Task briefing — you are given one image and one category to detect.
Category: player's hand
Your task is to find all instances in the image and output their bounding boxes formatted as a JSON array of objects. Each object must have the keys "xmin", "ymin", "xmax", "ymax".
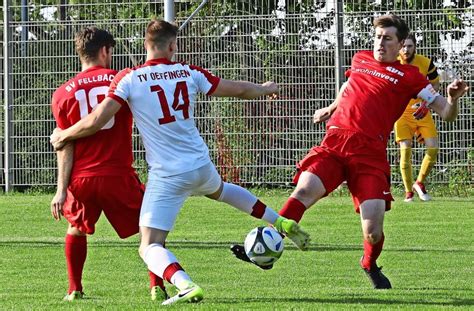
[
  {"xmin": 313, "ymin": 107, "xmax": 332, "ymax": 123},
  {"xmin": 447, "ymin": 79, "xmax": 469, "ymax": 100},
  {"xmin": 262, "ymin": 81, "xmax": 279, "ymax": 99},
  {"xmin": 51, "ymin": 190, "xmax": 66, "ymax": 221},
  {"xmin": 413, "ymin": 101, "xmax": 430, "ymax": 120},
  {"xmin": 50, "ymin": 128, "xmax": 66, "ymax": 151}
]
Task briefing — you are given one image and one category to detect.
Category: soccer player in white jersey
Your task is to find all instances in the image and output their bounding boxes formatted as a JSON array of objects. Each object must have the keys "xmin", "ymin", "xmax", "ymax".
[{"xmin": 50, "ymin": 19, "xmax": 310, "ymax": 305}]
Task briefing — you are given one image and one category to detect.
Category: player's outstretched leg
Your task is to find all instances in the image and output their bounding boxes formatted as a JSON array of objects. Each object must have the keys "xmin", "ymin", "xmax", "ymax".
[
  {"xmin": 161, "ymin": 280, "xmax": 203, "ymax": 305},
  {"xmin": 360, "ymin": 256, "xmax": 392, "ymax": 289},
  {"xmin": 273, "ymin": 216, "xmax": 310, "ymax": 250}
]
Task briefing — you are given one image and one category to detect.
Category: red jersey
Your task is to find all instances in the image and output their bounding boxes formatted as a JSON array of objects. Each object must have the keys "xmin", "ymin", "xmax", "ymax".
[
  {"xmin": 51, "ymin": 66, "xmax": 134, "ymax": 177},
  {"xmin": 327, "ymin": 50, "xmax": 429, "ymax": 143}
]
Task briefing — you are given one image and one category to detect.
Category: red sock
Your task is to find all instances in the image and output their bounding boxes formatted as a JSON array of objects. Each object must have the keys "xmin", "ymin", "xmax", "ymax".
[
  {"xmin": 278, "ymin": 197, "xmax": 306, "ymax": 222},
  {"xmin": 361, "ymin": 233, "xmax": 385, "ymax": 271},
  {"xmin": 149, "ymin": 270, "xmax": 165, "ymax": 290},
  {"xmin": 65, "ymin": 234, "xmax": 87, "ymax": 293},
  {"xmin": 250, "ymin": 200, "xmax": 266, "ymax": 218},
  {"xmin": 162, "ymin": 262, "xmax": 184, "ymax": 283}
]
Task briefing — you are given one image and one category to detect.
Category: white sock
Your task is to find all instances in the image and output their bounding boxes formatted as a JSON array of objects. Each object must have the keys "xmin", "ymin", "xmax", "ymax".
[
  {"xmin": 262, "ymin": 208, "xmax": 279, "ymax": 225},
  {"xmin": 171, "ymin": 271, "xmax": 192, "ymax": 290},
  {"xmin": 143, "ymin": 243, "xmax": 179, "ymax": 278},
  {"xmin": 217, "ymin": 182, "xmax": 279, "ymax": 224},
  {"xmin": 143, "ymin": 243, "xmax": 193, "ymax": 290}
]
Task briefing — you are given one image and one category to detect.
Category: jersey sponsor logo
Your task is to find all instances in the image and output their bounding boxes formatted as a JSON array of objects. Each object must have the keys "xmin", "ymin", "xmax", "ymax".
[
  {"xmin": 353, "ymin": 67, "xmax": 399, "ymax": 84},
  {"xmin": 383, "ymin": 191, "xmax": 391, "ymax": 195},
  {"xmin": 386, "ymin": 66, "xmax": 404, "ymax": 77}
]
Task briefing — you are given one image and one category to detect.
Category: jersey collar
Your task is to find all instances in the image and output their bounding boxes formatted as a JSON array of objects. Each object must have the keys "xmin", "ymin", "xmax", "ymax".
[
  {"xmin": 144, "ymin": 58, "xmax": 174, "ymax": 66},
  {"xmin": 82, "ymin": 65, "xmax": 106, "ymax": 73}
]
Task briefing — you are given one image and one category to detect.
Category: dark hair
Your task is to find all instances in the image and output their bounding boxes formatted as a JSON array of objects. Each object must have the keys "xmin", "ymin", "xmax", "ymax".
[
  {"xmin": 75, "ymin": 27, "xmax": 115, "ymax": 61},
  {"xmin": 145, "ymin": 19, "xmax": 178, "ymax": 49},
  {"xmin": 405, "ymin": 33, "xmax": 416, "ymax": 46},
  {"xmin": 373, "ymin": 14, "xmax": 409, "ymax": 41}
]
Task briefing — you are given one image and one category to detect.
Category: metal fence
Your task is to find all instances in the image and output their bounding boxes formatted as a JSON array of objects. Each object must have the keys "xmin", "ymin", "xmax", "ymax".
[{"xmin": 1, "ymin": 0, "xmax": 473, "ymax": 191}]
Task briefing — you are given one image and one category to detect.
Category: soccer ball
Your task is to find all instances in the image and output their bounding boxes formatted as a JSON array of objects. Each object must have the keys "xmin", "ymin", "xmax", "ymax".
[{"xmin": 244, "ymin": 226, "xmax": 284, "ymax": 267}]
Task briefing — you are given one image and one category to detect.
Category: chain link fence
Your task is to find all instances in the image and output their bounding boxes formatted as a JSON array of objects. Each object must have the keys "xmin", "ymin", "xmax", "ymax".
[{"xmin": 1, "ymin": 0, "xmax": 472, "ymax": 190}]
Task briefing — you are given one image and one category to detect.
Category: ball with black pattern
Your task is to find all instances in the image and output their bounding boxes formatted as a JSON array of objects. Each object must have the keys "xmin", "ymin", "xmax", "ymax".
[{"xmin": 244, "ymin": 226, "xmax": 284, "ymax": 267}]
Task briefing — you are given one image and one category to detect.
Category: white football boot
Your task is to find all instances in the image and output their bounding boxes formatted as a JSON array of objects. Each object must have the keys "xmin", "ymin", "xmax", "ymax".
[{"xmin": 413, "ymin": 181, "xmax": 432, "ymax": 201}]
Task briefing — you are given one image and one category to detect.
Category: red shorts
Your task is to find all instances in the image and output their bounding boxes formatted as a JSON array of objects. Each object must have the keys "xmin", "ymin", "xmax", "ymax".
[
  {"xmin": 63, "ymin": 173, "xmax": 144, "ymax": 238},
  {"xmin": 294, "ymin": 128, "xmax": 393, "ymax": 213}
]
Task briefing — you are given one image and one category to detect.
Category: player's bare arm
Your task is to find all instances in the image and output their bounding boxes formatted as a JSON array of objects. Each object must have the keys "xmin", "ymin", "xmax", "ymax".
[
  {"xmin": 313, "ymin": 81, "xmax": 348, "ymax": 123},
  {"xmin": 51, "ymin": 142, "xmax": 74, "ymax": 221},
  {"xmin": 429, "ymin": 79, "xmax": 469, "ymax": 122},
  {"xmin": 313, "ymin": 102, "xmax": 338, "ymax": 124},
  {"xmin": 211, "ymin": 79, "xmax": 279, "ymax": 99},
  {"xmin": 50, "ymin": 97, "xmax": 121, "ymax": 150}
]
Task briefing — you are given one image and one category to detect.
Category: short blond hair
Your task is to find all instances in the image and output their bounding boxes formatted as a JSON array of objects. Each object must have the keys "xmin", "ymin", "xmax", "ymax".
[{"xmin": 145, "ymin": 19, "xmax": 178, "ymax": 49}]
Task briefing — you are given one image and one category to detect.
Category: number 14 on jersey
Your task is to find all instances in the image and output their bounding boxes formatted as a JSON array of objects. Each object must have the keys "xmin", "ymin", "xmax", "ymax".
[{"xmin": 150, "ymin": 81, "xmax": 190, "ymax": 125}]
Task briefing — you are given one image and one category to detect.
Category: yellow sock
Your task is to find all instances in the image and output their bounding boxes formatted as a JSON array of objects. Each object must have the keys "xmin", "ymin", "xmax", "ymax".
[
  {"xmin": 417, "ymin": 148, "xmax": 439, "ymax": 183},
  {"xmin": 400, "ymin": 147, "xmax": 413, "ymax": 192}
]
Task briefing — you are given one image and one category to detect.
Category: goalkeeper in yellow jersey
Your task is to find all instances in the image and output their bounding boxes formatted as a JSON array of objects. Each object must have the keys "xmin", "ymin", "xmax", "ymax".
[{"xmin": 395, "ymin": 34, "xmax": 440, "ymax": 202}]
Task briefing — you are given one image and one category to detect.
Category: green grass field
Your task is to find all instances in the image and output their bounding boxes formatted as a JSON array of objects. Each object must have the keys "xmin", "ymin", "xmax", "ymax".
[{"xmin": 1, "ymin": 191, "xmax": 473, "ymax": 310}]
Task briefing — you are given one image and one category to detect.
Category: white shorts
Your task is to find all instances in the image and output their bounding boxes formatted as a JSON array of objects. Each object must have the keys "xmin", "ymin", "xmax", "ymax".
[{"xmin": 139, "ymin": 162, "xmax": 222, "ymax": 231}]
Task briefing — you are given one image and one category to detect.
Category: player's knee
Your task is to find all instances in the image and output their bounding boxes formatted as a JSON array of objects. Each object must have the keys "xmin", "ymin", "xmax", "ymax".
[
  {"xmin": 424, "ymin": 137, "xmax": 439, "ymax": 149},
  {"xmin": 293, "ymin": 175, "xmax": 325, "ymax": 206},
  {"xmin": 292, "ymin": 186, "xmax": 321, "ymax": 207},
  {"xmin": 67, "ymin": 225, "xmax": 86, "ymax": 236},
  {"xmin": 207, "ymin": 181, "xmax": 224, "ymax": 201},
  {"xmin": 293, "ymin": 186, "xmax": 311, "ymax": 200},
  {"xmin": 399, "ymin": 140, "xmax": 412, "ymax": 149},
  {"xmin": 365, "ymin": 231, "xmax": 383, "ymax": 244}
]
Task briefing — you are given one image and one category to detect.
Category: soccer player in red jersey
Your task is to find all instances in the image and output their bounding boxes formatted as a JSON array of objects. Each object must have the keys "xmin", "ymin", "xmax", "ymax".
[
  {"xmin": 231, "ymin": 14, "xmax": 468, "ymax": 289},
  {"xmin": 50, "ymin": 27, "xmax": 163, "ymax": 301}
]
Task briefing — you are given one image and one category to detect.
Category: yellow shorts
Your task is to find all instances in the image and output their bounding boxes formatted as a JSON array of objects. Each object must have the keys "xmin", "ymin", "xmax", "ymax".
[{"xmin": 394, "ymin": 111, "xmax": 437, "ymax": 143}]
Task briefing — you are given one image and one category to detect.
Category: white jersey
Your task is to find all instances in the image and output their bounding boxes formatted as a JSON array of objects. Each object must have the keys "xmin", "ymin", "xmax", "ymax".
[{"xmin": 108, "ymin": 58, "xmax": 220, "ymax": 177}]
